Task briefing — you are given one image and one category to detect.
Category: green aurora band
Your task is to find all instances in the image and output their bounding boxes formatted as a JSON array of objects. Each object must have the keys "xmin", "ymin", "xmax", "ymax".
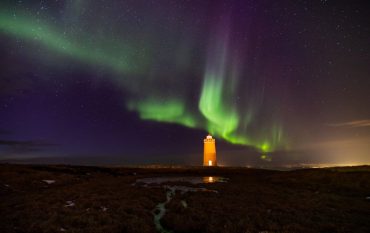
[
  {"xmin": 127, "ymin": 99, "xmax": 197, "ymax": 129},
  {"xmin": 0, "ymin": 7, "xmax": 286, "ymax": 153},
  {"xmin": 0, "ymin": 11, "xmax": 147, "ymax": 76}
]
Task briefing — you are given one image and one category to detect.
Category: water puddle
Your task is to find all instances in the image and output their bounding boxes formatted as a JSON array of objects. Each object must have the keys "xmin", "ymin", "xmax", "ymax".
[
  {"xmin": 135, "ymin": 176, "xmax": 228, "ymax": 233},
  {"xmin": 136, "ymin": 176, "xmax": 228, "ymax": 185}
]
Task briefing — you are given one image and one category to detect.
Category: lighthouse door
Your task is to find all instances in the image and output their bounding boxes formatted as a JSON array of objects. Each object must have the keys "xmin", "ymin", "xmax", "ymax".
[{"xmin": 208, "ymin": 160, "xmax": 212, "ymax": 166}]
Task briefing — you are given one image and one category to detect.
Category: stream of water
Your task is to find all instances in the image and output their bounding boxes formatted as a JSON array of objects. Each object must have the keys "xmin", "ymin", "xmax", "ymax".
[{"xmin": 135, "ymin": 176, "xmax": 228, "ymax": 233}]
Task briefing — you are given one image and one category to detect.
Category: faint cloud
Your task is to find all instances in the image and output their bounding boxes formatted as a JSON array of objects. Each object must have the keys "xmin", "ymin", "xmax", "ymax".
[
  {"xmin": 0, "ymin": 139, "xmax": 56, "ymax": 155},
  {"xmin": 328, "ymin": 120, "xmax": 370, "ymax": 128}
]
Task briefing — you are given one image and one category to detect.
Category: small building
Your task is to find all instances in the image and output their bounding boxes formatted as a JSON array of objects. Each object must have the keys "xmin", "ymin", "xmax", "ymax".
[{"xmin": 203, "ymin": 134, "xmax": 217, "ymax": 166}]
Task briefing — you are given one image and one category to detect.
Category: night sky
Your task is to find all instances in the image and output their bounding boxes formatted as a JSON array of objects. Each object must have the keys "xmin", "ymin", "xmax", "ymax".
[{"xmin": 0, "ymin": 0, "xmax": 369, "ymax": 166}]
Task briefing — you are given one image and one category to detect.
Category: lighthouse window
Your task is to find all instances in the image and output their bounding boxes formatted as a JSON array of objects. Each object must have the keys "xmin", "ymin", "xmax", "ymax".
[{"xmin": 208, "ymin": 160, "xmax": 212, "ymax": 166}]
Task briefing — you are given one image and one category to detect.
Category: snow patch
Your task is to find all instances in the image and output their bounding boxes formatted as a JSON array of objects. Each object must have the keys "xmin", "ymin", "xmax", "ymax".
[
  {"xmin": 42, "ymin": 180, "xmax": 56, "ymax": 184},
  {"xmin": 181, "ymin": 200, "xmax": 187, "ymax": 208},
  {"xmin": 65, "ymin": 201, "xmax": 75, "ymax": 207}
]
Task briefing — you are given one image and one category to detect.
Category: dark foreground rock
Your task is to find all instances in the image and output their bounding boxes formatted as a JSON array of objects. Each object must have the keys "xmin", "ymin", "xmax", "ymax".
[{"xmin": 0, "ymin": 164, "xmax": 369, "ymax": 233}]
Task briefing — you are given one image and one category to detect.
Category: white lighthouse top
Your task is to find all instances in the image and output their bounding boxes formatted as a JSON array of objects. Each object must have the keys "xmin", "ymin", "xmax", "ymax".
[{"xmin": 206, "ymin": 135, "xmax": 213, "ymax": 139}]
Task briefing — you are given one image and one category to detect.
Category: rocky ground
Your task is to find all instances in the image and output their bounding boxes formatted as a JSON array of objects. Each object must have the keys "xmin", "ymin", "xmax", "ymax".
[{"xmin": 0, "ymin": 164, "xmax": 369, "ymax": 233}]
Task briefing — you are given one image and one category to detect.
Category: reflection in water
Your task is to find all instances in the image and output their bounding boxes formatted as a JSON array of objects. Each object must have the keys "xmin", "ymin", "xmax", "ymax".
[{"xmin": 203, "ymin": 176, "xmax": 227, "ymax": 183}]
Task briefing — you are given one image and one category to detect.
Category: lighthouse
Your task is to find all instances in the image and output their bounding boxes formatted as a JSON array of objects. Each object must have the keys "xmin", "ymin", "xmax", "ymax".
[{"xmin": 203, "ymin": 134, "xmax": 217, "ymax": 166}]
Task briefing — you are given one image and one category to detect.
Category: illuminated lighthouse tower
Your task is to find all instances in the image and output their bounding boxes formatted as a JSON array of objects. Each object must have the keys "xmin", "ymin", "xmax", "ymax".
[{"xmin": 203, "ymin": 134, "xmax": 217, "ymax": 166}]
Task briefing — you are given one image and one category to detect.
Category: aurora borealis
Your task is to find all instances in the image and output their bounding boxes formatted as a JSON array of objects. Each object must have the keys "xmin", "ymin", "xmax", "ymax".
[{"xmin": 0, "ymin": 0, "xmax": 369, "ymax": 166}]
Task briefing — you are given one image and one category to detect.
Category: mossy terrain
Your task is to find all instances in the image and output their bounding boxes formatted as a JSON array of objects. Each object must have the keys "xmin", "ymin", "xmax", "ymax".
[{"xmin": 0, "ymin": 164, "xmax": 369, "ymax": 233}]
